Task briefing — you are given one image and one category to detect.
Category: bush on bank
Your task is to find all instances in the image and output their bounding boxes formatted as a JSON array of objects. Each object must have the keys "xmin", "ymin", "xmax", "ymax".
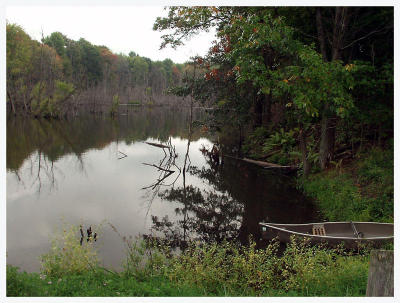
[{"xmin": 7, "ymin": 226, "xmax": 371, "ymax": 297}]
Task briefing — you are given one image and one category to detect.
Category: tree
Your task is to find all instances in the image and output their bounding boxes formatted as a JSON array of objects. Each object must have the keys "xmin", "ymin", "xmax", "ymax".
[
  {"xmin": 154, "ymin": 6, "xmax": 393, "ymax": 174},
  {"xmin": 6, "ymin": 23, "xmax": 34, "ymax": 114}
]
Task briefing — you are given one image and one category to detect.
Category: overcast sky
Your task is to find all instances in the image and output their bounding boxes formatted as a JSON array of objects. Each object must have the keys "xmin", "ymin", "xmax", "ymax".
[{"xmin": 6, "ymin": 6, "xmax": 217, "ymax": 64}]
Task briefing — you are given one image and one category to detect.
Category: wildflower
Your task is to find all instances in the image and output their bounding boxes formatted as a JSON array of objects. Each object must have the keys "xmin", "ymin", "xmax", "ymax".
[
  {"xmin": 48, "ymin": 281, "xmax": 52, "ymax": 285},
  {"xmin": 39, "ymin": 274, "xmax": 46, "ymax": 280}
]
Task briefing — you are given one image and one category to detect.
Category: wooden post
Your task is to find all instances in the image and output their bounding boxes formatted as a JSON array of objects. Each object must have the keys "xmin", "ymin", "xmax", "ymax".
[{"xmin": 366, "ymin": 250, "xmax": 394, "ymax": 297}]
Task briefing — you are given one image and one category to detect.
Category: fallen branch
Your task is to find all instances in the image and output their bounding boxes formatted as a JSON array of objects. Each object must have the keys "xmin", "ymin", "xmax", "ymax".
[
  {"xmin": 224, "ymin": 154, "xmax": 298, "ymax": 170},
  {"xmin": 145, "ymin": 142, "xmax": 170, "ymax": 149}
]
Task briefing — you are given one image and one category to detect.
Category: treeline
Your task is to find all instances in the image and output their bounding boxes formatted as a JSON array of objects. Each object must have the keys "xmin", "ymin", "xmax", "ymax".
[
  {"xmin": 6, "ymin": 23, "xmax": 191, "ymax": 118},
  {"xmin": 154, "ymin": 7, "xmax": 394, "ymax": 175}
]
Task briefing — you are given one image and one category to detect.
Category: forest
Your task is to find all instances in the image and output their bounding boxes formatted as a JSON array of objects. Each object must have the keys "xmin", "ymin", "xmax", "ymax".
[{"xmin": 6, "ymin": 23, "xmax": 191, "ymax": 117}]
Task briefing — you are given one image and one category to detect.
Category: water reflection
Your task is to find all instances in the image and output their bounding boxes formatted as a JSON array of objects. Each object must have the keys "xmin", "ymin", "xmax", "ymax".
[
  {"xmin": 7, "ymin": 107, "xmax": 319, "ymax": 272},
  {"xmin": 147, "ymin": 143, "xmax": 319, "ymax": 249}
]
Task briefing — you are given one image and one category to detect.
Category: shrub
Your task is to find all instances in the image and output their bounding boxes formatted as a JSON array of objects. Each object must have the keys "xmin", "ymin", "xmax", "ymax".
[
  {"xmin": 30, "ymin": 80, "xmax": 74, "ymax": 117},
  {"xmin": 163, "ymin": 238, "xmax": 369, "ymax": 296},
  {"xmin": 40, "ymin": 223, "xmax": 99, "ymax": 277}
]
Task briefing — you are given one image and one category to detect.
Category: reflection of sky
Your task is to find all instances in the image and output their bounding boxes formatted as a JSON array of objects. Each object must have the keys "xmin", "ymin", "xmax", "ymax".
[{"xmin": 7, "ymin": 136, "xmax": 214, "ymax": 272}]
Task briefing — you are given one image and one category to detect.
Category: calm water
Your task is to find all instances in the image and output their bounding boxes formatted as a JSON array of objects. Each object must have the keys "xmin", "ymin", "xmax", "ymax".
[{"xmin": 7, "ymin": 107, "xmax": 319, "ymax": 272}]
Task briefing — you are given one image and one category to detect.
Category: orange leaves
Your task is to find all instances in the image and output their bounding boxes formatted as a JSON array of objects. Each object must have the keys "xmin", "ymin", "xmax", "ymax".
[
  {"xmin": 210, "ymin": 68, "xmax": 219, "ymax": 77},
  {"xmin": 211, "ymin": 6, "xmax": 219, "ymax": 14},
  {"xmin": 223, "ymin": 45, "xmax": 231, "ymax": 53},
  {"xmin": 345, "ymin": 64, "xmax": 355, "ymax": 71},
  {"xmin": 100, "ymin": 47, "xmax": 117, "ymax": 65},
  {"xmin": 204, "ymin": 72, "xmax": 212, "ymax": 80},
  {"xmin": 211, "ymin": 45, "xmax": 219, "ymax": 53},
  {"xmin": 204, "ymin": 68, "xmax": 221, "ymax": 81}
]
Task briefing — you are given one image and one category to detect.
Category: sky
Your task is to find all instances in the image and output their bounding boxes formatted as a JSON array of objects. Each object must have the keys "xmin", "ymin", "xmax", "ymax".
[{"xmin": 6, "ymin": 6, "xmax": 217, "ymax": 64}]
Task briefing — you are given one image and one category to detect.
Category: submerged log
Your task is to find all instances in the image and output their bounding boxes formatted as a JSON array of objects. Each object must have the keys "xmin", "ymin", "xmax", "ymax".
[
  {"xmin": 145, "ymin": 142, "xmax": 170, "ymax": 149},
  {"xmin": 242, "ymin": 157, "xmax": 291, "ymax": 168},
  {"xmin": 224, "ymin": 155, "xmax": 297, "ymax": 170}
]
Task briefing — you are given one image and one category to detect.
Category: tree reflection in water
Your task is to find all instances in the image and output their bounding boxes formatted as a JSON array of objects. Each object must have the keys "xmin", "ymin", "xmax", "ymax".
[
  {"xmin": 143, "ymin": 132, "xmax": 245, "ymax": 250},
  {"xmin": 143, "ymin": 132, "xmax": 320, "ymax": 250}
]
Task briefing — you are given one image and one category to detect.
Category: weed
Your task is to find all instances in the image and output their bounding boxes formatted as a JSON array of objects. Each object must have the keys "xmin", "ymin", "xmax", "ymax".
[{"xmin": 40, "ymin": 223, "xmax": 99, "ymax": 277}]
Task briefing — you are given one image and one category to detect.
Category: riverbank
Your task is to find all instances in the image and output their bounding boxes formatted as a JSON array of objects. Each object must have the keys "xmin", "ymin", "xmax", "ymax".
[
  {"xmin": 299, "ymin": 146, "xmax": 393, "ymax": 223},
  {"xmin": 7, "ymin": 238, "xmax": 370, "ymax": 297}
]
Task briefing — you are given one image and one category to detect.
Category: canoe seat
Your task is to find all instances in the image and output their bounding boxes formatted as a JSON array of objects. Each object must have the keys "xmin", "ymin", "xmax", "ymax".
[{"xmin": 312, "ymin": 224, "xmax": 326, "ymax": 236}]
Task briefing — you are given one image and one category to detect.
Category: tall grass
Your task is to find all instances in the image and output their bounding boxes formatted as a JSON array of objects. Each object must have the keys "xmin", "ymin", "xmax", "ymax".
[
  {"xmin": 161, "ymin": 238, "xmax": 369, "ymax": 296},
  {"xmin": 8, "ymin": 224, "xmax": 371, "ymax": 297},
  {"xmin": 300, "ymin": 147, "xmax": 393, "ymax": 222}
]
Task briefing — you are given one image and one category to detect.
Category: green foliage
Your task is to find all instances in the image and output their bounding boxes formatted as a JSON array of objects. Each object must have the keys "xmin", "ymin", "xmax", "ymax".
[
  {"xmin": 120, "ymin": 237, "xmax": 170, "ymax": 279},
  {"xmin": 163, "ymin": 238, "xmax": 368, "ymax": 296},
  {"xmin": 7, "ymin": 266, "xmax": 203, "ymax": 297},
  {"xmin": 226, "ymin": 10, "xmax": 355, "ymax": 121},
  {"xmin": 43, "ymin": 32, "xmax": 66, "ymax": 56},
  {"xmin": 356, "ymin": 147, "xmax": 393, "ymax": 222},
  {"xmin": 128, "ymin": 100, "xmax": 141, "ymax": 105},
  {"xmin": 8, "ymin": 236, "xmax": 371, "ymax": 297},
  {"xmin": 300, "ymin": 147, "xmax": 393, "ymax": 222},
  {"xmin": 243, "ymin": 127, "xmax": 305, "ymax": 166},
  {"xmin": 242, "ymin": 127, "xmax": 268, "ymax": 158},
  {"xmin": 110, "ymin": 94, "xmax": 120, "ymax": 116},
  {"xmin": 30, "ymin": 81, "xmax": 47, "ymax": 116},
  {"xmin": 301, "ymin": 171, "xmax": 371, "ymax": 221},
  {"xmin": 30, "ymin": 81, "xmax": 74, "ymax": 118},
  {"xmin": 6, "ymin": 23, "xmax": 34, "ymax": 77},
  {"xmin": 54, "ymin": 80, "xmax": 74, "ymax": 102},
  {"xmin": 40, "ymin": 224, "xmax": 99, "ymax": 277},
  {"xmin": 263, "ymin": 128, "xmax": 300, "ymax": 165}
]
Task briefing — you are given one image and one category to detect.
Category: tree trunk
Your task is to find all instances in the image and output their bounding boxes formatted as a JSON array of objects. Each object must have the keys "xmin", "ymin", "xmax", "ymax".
[
  {"xmin": 315, "ymin": 7, "xmax": 328, "ymax": 61},
  {"xmin": 319, "ymin": 107, "xmax": 330, "ymax": 170},
  {"xmin": 7, "ymin": 90, "xmax": 16, "ymax": 115},
  {"xmin": 262, "ymin": 92, "xmax": 272, "ymax": 127},
  {"xmin": 253, "ymin": 93, "xmax": 263, "ymax": 128},
  {"xmin": 318, "ymin": 7, "xmax": 349, "ymax": 170}
]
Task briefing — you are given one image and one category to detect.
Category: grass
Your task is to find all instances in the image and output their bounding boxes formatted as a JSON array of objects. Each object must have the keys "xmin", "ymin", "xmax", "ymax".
[
  {"xmin": 300, "ymin": 147, "xmax": 393, "ymax": 222},
  {"xmin": 6, "ymin": 266, "xmax": 204, "ymax": 297},
  {"xmin": 7, "ymin": 224, "xmax": 372, "ymax": 297}
]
